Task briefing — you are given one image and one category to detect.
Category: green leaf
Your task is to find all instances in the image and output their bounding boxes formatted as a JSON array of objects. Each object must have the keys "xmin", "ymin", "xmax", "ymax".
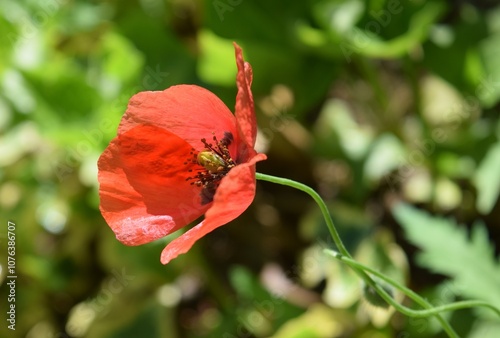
[
  {"xmin": 363, "ymin": 133, "xmax": 405, "ymax": 182},
  {"xmin": 423, "ymin": 13, "xmax": 488, "ymax": 93},
  {"xmin": 313, "ymin": 98, "xmax": 374, "ymax": 160},
  {"xmin": 229, "ymin": 265, "xmax": 304, "ymax": 336},
  {"xmin": 197, "ymin": 30, "xmax": 236, "ymax": 86},
  {"xmin": 478, "ymin": 33, "xmax": 500, "ymax": 107},
  {"xmin": 469, "ymin": 320, "xmax": 500, "ymax": 338},
  {"xmin": 206, "ymin": 0, "xmax": 308, "ymax": 45},
  {"xmin": 349, "ymin": 1, "xmax": 447, "ymax": 58},
  {"xmin": 473, "ymin": 141, "xmax": 500, "ymax": 214},
  {"xmin": 393, "ymin": 203, "xmax": 500, "ymax": 316},
  {"xmin": 99, "ymin": 31, "xmax": 144, "ymax": 87},
  {"xmin": 312, "ymin": 0, "xmax": 365, "ymax": 37},
  {"xmin": 269, "ymin": 304, "xmax": 343, "ymax": 338},
  {"xmin": 302, "ymin": 1, "xmax": 447, "ymax": 60}
]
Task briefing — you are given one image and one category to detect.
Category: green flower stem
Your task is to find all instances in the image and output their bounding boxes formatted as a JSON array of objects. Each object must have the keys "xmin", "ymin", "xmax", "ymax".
[
  {"xmin": 325, "ymin": 249, "xmax": 500, "ymax": 319},
  {"xmin": 255, "ymin": 172, "xmax": 459, "ymax": 337},
  {"xmin": 255, "ymin": 173, "xmax": 351, "ymax": 258}
]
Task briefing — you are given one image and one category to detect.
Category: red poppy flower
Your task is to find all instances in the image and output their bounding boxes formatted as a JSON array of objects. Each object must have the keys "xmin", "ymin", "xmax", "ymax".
[{"xmin": 98, "ymin": 43, "xmax": 266, "ymax": 264}]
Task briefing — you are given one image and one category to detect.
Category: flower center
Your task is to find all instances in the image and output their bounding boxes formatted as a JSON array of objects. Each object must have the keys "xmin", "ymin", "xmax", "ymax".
[
  {"xmin": 197, "ymin": 151, "xmax": 226, "ymax": 174},
  {"xmin": 186, "ymin": 132, "xmax": 235, "ymax": 205}
]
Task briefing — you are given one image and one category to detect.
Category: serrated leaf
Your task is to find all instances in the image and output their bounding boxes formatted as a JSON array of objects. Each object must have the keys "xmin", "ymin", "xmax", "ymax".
[{"xmin": 392, "ymin": 203, "xmax": 500, "ymax": 315}]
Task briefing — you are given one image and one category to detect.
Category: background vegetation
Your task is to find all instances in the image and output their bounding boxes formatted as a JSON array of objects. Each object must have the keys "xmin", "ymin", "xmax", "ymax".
[{"xmin": 1, "ymin": 0, "xmax": 500, "ymax": 337}]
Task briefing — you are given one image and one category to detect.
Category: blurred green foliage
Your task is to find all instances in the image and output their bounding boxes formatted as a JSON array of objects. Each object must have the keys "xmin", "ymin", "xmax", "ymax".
[{"xmin": 1, "ymin": 0, "xmax": 500, "ymax": 337}]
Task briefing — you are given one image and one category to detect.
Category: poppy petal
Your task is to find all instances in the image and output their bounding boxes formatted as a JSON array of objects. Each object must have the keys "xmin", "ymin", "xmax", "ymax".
[
  {"xmin": 160, "ymin": 152, "xmax": 267, "ymax": 264},
  {"xmin": 234, "ymin": 42, "xmax": 257, "ymax": 150},
  {"xmin": 118, "ymin": 85, "xmax": 240, "ymax": 155},
  {"xmin": 98, "ymin": 124, "xmax": 209, "ymax": 245}
]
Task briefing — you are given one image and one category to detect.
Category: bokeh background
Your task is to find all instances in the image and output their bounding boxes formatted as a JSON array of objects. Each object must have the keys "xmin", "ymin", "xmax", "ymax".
[{"xmin": 1, "ymin": 0, "xmax": 500, "ymax": 337}]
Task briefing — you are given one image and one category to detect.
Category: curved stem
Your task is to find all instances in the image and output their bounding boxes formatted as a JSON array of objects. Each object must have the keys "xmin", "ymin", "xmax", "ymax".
[
  {"xmin": 255, "ymin": 173, "xmax": 350, "ymax": 257},
  {"xmin": 325, "ymin": 249, "xmax": 500, "ymax": 318},
  {"xmin": 256, "ymin": 172, "xmax": 459, "ymax": 338}
]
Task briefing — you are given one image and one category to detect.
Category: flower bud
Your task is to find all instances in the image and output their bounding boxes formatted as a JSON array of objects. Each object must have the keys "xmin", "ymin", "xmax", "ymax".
[{"xmin": 363, "ymin": 279, "xmax": 394, "ymax": 309}]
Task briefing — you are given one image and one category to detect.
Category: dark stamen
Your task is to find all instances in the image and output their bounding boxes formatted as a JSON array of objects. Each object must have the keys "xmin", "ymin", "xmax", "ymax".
[{"xmin": 185, "ymin": 131, "xmax": 235, "ymax": 205}]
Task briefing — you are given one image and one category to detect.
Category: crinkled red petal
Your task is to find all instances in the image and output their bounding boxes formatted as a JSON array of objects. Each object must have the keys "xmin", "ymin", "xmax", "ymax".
[
  {"xmin": 118, "ymin": 85, "xmax": 240, "ymax": 158},
  {"xmin": 98, "ymin": 124, "xmax": 209, "ymax": 246},
  {"xmin": 160, "ymin": 153, "xmax": 267, "ymax": 264},
  {"xmin": 234, "ymin": 42, "xmax": 257, "ymax": 154}
]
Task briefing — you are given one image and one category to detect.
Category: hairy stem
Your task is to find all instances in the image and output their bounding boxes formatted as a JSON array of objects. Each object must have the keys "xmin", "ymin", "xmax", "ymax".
[{"xmin": 256, "ymin": 172, "xmax": 462, "ymax": 337}]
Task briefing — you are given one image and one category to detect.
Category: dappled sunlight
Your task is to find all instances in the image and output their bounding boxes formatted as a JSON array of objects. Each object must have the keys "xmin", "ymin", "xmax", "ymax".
[{"xmin": 1, "ymin": 0, "xmax": 500, "ymax": 337}]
